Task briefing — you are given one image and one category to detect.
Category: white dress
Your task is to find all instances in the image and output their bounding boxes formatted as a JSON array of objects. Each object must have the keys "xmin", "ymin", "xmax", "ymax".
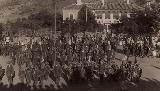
[
  {"xmin": 6, "ymin": 37, "xmax": 10, "ymax": 43},
  {"xmin": 152, "ymin": 50, "xmax": 157, "ymax": 57}
]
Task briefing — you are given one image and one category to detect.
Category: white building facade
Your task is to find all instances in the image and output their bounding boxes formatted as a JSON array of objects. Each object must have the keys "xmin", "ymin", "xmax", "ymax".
[{"xmin": 62, "ymin": 0, "xmax": 142, "ymax": 30}]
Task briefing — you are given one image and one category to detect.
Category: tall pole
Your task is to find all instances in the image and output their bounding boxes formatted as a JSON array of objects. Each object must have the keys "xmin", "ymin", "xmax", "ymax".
[
  {"xmin": 86, "ymin": 7, "xmax": 87, "ymax": 23},
  {"xmin": 54, "ymin": 0, "xmax": 57, "ymax": 66},
  {"xmin": 84, "ymin": 6, "xmax": 87, "ymax": 34}
]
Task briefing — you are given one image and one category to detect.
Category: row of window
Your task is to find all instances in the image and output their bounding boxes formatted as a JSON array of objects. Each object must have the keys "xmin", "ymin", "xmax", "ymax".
[
  {"xmin": 96, "ymin": 13, "xmax": 129, "ymax": 19},
  {"xmin": 68, "ymin": 13, "xmax": 130, "ymax": 20},
  {"xmin": 70, "ymin": 14, "xmax": 73, "ymax": 19}
]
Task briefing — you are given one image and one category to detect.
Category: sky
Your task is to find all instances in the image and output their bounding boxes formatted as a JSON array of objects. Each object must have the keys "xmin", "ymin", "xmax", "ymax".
[
  {"xmin": 0, "ymin": 0, "xmax": 7, "ymax": 4},
  {"xmin": 0, "ymin": 0, "xmax": 10, "ymax": 7}
]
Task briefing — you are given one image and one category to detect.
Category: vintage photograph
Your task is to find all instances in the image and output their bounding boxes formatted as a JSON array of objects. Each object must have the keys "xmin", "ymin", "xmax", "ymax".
[{"xmin": 0, "ymin": 0, "xmax": 159, "ymax": 91}]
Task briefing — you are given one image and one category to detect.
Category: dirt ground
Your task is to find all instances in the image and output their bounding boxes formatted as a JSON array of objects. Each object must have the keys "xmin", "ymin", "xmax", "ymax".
[{"xmin": 0, "ymin": 53, "xmax": 160, "ymax": 91}]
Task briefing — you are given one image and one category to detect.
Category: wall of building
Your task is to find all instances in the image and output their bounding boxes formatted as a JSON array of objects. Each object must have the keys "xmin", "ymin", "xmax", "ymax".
[
  {"xmin": 94, "ymin": 12, "xmax": 130, "ymax": 24},
  {"xmin": 63, "ymin": 8, "xmax": 131, "ymax": 24},
  {"xmin": 62, "ymin": 9, "xmax": 80, "ymax": 20}
]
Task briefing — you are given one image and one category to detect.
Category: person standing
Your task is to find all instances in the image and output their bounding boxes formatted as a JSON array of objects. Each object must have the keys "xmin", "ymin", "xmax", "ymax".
[
  {"xmin": 32, "ymin": 66, "xmax": 39, "ymax": 87},
  {"xmin": 54, "ymin": 63, "xmax": 62, "ymax": 86},
  {"xmin": 0, "ymin": 64, "xmax": 5, "ymax": 82},
  {"xmin": 99, "ymin": 60, "xmax": 105, "ymax": 84},
  {"xmin": 25, "ymin": 68, "xmax": 32, "ymax": 87},
  {"xmin": 18, "ymin": 66, "xmax": 25, "ymax": 84},
  {"xmin": 6, "ymin": 62, "xmax": 15, "ymax": 87}
]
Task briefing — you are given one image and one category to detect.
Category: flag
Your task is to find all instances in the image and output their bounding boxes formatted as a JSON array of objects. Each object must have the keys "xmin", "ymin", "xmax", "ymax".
[
  {"xmin": 69, "ymin": 38, "xmax": 71, "ymax": 45},
  {"xmin": 88, "ymin": 56, "xmax": 91, "ymax": 62},
  {"xmin": 102, "ymin": 34, "xmax": 105, "ymax": 41},
  {"xmin": 39, "ymin": 41, "xmax": 42, "ymax": 45},
  {"xmin": 31, "ymin": 40, "xmax": 33, "ymax": 49},
  {"xmin": 6, "ymin": 37, "xmax": 10, "ymax": 43},
  {"xmin": 152, "ymin": 50, "xmax": 157, "ymax": 57},
  {"xmin": 41, "ymin": 56, "xmax": 45, "ymax": 62}
]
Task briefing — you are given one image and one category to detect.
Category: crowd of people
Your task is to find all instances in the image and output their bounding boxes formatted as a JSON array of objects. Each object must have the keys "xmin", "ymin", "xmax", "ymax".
[{"xmin": 0, "ymin": 32, "xmax": 145, "ymax": 89}]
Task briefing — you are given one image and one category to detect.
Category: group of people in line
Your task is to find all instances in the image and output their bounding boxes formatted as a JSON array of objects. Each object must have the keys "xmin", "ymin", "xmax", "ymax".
[{"xmin": 0, "ymin": 32, "xmax": 146, "ymax": 89}]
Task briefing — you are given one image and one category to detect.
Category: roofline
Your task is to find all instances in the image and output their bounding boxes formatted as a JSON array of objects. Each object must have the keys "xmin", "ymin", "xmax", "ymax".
[
  {"xmin": 63, "ymin": 2, "xmax": 144, "ymax": 12},
  {"xmin": 62, "ymin": 3, "xmax": 77, "ymax": 10}
]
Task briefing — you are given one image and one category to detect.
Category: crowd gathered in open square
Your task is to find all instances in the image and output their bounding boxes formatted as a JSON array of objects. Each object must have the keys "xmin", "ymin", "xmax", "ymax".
[{"xmin": 2, "ymin": 30, "xmax": 160, "ymax": 90}]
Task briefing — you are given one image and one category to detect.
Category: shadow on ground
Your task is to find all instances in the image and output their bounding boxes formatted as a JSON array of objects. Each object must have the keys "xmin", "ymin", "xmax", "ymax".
[
  {"xmin": 152, "ymin": 65, "xmax": 160, "ymax": 70},
  {"xmin": 0, "ymin": 78, "xmax": 160, "ymax": 91}
]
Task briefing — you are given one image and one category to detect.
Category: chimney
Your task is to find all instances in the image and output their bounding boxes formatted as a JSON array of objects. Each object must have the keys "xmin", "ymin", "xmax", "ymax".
[
  {"xmin": 127, "ymin": 0, "xmax": 130, "ymax": 4},
  {"xmin": 77, "ymin": 0, "xmax": 82, "ymax": 5},
  {"xmin": 102, "ymin": 0, "xmax": 105, "ymax": 6}
]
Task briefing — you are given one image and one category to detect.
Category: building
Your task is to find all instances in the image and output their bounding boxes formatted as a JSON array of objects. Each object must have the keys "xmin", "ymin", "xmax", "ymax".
[
  {"xmin": 62, "ymin": 0, "xmax": 142, "ymax": 30},
  {"xmin": 145, "ymin": 0, "xmax": 156, "ymax": 6}
]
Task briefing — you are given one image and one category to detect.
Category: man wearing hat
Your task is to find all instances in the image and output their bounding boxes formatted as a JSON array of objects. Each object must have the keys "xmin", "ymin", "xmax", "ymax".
[
  {"xmin": 6, "ymin": 62, "xmax": 15, "ymax": 87},
  {"xmin": 0, "ymin": 64, "xmax": 5, "ymax": 82},
  {"xmin": 25, "ymin": 67, "xmax": 32, "ymax": 87}
]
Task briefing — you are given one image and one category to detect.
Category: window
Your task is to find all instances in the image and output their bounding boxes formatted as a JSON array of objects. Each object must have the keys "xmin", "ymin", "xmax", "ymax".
[
  {"xmin": 105, "ymin": 13, "xmax": 110, "ymax": 19},
  {"xmin": 110, "ymin": 13, "xmax": 113, "ymax": 19},
  {"xmin": 96, "ymin": 14, "xmax": 102, "ymax": 19},
  {"xmin": 108, "ymin": 25, "xmax": 112, "ymax": 31},
  {"xmin": 118, "ymin": 13, "xmax": 122, "ymax": 19},
  {"xmin": 147, "ymin": 1, "xmax": 151, "ymax": 6},
  {"xmin": 114, "ymin": 13, "xmax": 119, "ymax": 19},
  {"xmin": 126, "ymin": 13, "xmax": 130, "ymax": 18},
  {"xmin": 121, "ymin": 13, "xmax": 127, "ymax": 18},
  {"xmin": 69, "ymin": 14, "xmax": 73, "ymax": 19}
]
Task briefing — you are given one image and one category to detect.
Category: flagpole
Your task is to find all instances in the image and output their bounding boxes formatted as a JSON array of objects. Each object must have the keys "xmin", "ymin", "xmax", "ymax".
[
  {"xmin": 54, "ymin": 0, "xmax": 57, "ymax": 66},
  {"xmin": 86, "ymin": 6, "xmax": 87, "ymax": 22},
  {"xmin": 84, "ymin": 6, "xmax": 87, "ymax": 35}
]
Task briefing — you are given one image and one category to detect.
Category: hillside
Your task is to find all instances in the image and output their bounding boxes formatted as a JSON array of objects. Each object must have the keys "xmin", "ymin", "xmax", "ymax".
[{"xmin": 0, "ymin": 0, "xmax": 76, "ymax": 23}]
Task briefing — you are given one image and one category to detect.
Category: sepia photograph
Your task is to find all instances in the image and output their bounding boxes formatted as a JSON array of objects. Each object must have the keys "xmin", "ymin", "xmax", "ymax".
[{"xmin": 0, "ymin": 0, "xmax": 159, "ymax": 91}]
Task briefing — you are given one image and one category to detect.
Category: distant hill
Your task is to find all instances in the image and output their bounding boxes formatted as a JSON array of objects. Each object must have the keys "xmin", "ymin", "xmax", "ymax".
[{"xmin": 0, "ymin": 0, "xmax": 76, "ymax": 23}]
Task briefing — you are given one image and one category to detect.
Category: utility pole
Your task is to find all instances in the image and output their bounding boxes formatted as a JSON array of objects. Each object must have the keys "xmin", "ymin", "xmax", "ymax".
[
  {"xmin": 54, "ymin": 1, "xmax": 57, "ymax": 67},
  {"xmin": 53, "ymin": 0, "xmax": 57, "ymax": 67},
  {"xmin": 86, "ymin": 6, "xmax": 88, "ymax": 23},
  {"xmin": 84, "ymin": 6, "xmax": 88, "ymax": 34}
]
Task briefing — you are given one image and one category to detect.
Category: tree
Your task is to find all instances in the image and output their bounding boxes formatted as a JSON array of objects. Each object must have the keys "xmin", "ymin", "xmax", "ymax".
[
  {"xmin": 111, "ymin": 6, "xmax": 160, "ymax": 37},
  {"xmin": 61, "ymin": 18, "xmax": 78, "ymax": 36},
  {"xmin": 10, "ymin": 10, "xmax": 63, "ymax": 32},
  {"xmin": 0, "ymin": 23, "xmax": 4, "ymax": 40},
  {"xmin": 28, "ymin": 10, "xmax": 63, "ymax": 30},
  {"xmin": 77, "ymin": 5, "xmax": 98, "ymax": 32}
]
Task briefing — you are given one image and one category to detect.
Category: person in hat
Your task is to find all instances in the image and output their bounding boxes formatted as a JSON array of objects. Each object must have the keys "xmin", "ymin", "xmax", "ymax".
[
  {"xmin": 32, "ymin": 66, "xmax": 39, "ymax": 87},
  {"xmin": 25, "ymin": 68, "xmax": 32, "ymax": 87},
  {"xmin": 6, "ymin": 62, "xmax": 15, "ymax": 87},
  {"xmin": 99, "ymin": 60, "xmax": 105, "ymax": 84},
  {"xmin": 133, "ymin": 63, "xmax": 142, "ymax": 82},
  {"xmin": 18, "ymin": 66, "xmax": 25, "ymax": 83},
  {"xmin": 0, "ymin": 64, "xmax": 5, "ymax": 82},
  {"xmin": 85, "ymin": 64, "xmax": 93, "ymax": 82},
  {"xmin": 54, "ymin": 63, "xmax": 63, "ymax": 86}
]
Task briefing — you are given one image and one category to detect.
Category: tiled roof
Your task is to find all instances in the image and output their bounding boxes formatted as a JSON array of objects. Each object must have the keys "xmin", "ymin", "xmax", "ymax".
[
  {"xmin": 63, "ymin": 4, "xmax": 83, "ymax": 10},
  {"xmin": 64, "ymin": 3, "xmax": 142, "ymax": 13},
  {"xmin": 81, "ymin": 0, "xmax": 99, "ymax": 3},
  {"xmin": 146, "ymin": 0, "xmax": 153, "ymax": 1},
  {"xmin": 82, "ymin": 0, "xmax": 135, "ymax": 4},
  {"xmin": 63, "ymin": 0, "xmax": 143, "ymax": 12}
]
